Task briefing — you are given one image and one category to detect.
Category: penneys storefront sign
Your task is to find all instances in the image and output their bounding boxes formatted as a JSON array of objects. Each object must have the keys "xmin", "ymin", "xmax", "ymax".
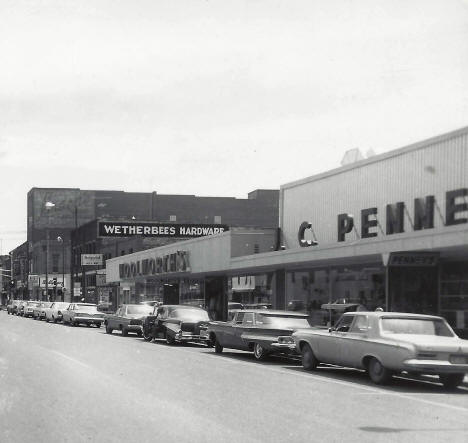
[
  {"xmin": 119, "ymin": 251, "xmax": 190, "ymax": 279},
  {"xmin": 298, "ymin": 188, "xmax": 468, "ymax": 246}
]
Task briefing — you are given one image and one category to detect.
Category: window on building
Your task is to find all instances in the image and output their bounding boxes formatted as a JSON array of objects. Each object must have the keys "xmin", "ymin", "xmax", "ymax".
[
  {"xmin": 169, "ymin": 215, "xmax": 177, "ymax": 222},
  {"xmin": 52, "ymin": 254, "xmax": 59, "ymax": 273},
  {"xmin": 214, "ymin": 215, "xmax": 221, "ymax": 224}
]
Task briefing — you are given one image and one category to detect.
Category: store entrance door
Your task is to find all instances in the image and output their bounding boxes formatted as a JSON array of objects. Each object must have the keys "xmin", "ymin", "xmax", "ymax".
[
  {"xmin": 205, "ymin": 277, "xmax": 228, "ymax": 321},
  {"xmin": 389, "ymin": 267, "xmax": 438, "ymax": 315},
  {"xmin": 163, "ymin": 283, "xmax": 179, "ymax": 305}
]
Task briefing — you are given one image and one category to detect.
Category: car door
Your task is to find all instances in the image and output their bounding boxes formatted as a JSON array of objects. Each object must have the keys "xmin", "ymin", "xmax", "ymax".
[
  {"xmin": 63, "ymin": 304, "xmax": 73, "ymax": 322},
  {"xmin": 234, "ymin": 312, "xmax": 256, "ymax": 350},
  {"xmin": 338, "ymin": 315, "xmax": 370, "ymax": 368},
  {"xmin": 108, "ymin": 307, "xmax": 121, "ymax": 329},
  {"xmin": 153, "ymin": 307, "xmax": 167, "ymax": 338},
  {"xmin": 120, "ymin": 306, "xmax": 130, "ymax": 329},
  {"xmin": 215, "ymin": 312, "xmax": 241, "ymax": 348},
  {"xmin": 316, "ymin": 315, "xmax": 356, "ymax": 364}
]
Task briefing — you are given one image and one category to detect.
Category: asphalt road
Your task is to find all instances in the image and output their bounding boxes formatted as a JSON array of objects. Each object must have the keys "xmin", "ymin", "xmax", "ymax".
[{"xmin": 1, "ymin": 311, "xmax": 467, "ymax": 443}]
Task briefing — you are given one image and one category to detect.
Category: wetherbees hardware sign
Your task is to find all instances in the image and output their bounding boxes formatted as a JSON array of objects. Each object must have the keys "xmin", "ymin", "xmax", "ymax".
[{"xmin": 98, "ymin": 221, "xmax": 229, "ymax": 238}]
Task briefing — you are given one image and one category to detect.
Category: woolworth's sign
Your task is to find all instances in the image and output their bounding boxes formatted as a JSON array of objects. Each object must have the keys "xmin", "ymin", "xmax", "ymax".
[
  {"xmin": 119, "ymin": 250, "xmax": 190, "ymax": 279},
  {"xmin": 98, "ymin": 221, "xmax": 229, "ymax": 238}
]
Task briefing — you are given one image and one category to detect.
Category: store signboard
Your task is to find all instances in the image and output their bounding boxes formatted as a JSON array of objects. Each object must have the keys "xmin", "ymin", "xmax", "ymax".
[
  {"xmin": 28, "ymin": 274, "xmax": 40, "ymax": 286},
  {"xmin": 81, "ymin": 254, "xmax": 103, "ymax": 266},
  {"xmin": 98, "ymin": 221, "xmax": 229, "ymax": 238},
  {"xmin": 388, "ymin": 252, "xmax": 439, "ymax": 267},
  {"xmin": 119, "ymin": 250, "xmax": 190, "ymax": 279}
]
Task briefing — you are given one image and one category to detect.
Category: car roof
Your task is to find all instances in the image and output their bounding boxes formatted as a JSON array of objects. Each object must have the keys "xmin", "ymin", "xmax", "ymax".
[
  {"xmin": 237, "ymin": 310, "xmax": 309, "ymax": 317},
  {"xmin": 162, "ymin": 305, "xmax": 205, "ymax": 310},
  {"xmin": 342, "ymin": 311, "xmax": 444, "ymax": 320}
]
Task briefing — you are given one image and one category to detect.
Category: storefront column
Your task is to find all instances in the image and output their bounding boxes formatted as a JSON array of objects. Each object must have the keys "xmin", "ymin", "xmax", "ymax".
[
  {"xmin": 274, "ymin": 269, "xmax": 286, "ymax": 310},
  {"xmin": 205, "ymin": 276, "xmax": 228, "ymax": 321}
]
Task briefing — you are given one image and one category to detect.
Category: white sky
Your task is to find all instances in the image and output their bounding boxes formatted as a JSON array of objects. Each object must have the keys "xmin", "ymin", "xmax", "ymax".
[{"xmin": 1, "ymin": 0, "xmax": 468, "ymax": 253}]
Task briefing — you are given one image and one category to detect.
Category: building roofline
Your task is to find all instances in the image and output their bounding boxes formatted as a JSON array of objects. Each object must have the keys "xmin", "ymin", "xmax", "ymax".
[{"xmin": 281, "ymin": 125, "xmax": 468, "ymax": 191}]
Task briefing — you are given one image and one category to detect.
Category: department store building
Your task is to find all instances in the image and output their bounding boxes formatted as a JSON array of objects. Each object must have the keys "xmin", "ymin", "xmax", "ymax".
[{"xmin": 106, "ymin": 126, "xmax": 468, "ymax": 336}]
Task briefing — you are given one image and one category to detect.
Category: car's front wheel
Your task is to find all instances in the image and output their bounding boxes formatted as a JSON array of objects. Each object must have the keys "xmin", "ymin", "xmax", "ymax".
[
  {"xmin": 253, "ymin": 343, "xmax": 268, "ymax": 361},
  {"xmin": 214, "ymin": 337, "xmax": 223, "ymax": 354},
  {"xmin": 142, "ymin": 328, "xmax": 153, "ymax": 341},
  {"xmin": 166, "ymin": 333, "xmax": 176, "ymax": 345},
  {"xmin": 368, "ymin": 358, "xmax": 392, "ymax": 385},
  {"xmin": 439, "ymin": 373, "xmax": 465, "ymax": 390},
  {"xmin": 301, "ymin": 343, "xmax": 319, "ymax": 370}
]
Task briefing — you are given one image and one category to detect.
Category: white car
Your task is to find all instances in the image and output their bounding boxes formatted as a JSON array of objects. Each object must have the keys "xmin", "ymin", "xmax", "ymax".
[
  {"xmin": 45, "ymin": 302, "xmax": 70, "ymax": 323},
  {"xmin": 62, "ymin": 303, "xmax": 105, "ymax": 327},
  {"xmin": 292, "ymin": 312, "xmax": 468, "ymax": 389}
]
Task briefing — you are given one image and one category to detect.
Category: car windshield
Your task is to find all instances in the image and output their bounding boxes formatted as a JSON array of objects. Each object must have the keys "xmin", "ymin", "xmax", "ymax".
[
  {"xmin": 257, "ymin": 315, "xmax": 311, "ymax": 329},
  {"xmin": 126, "ymin": 306, "xmax": 152, "ymax": 315},
  {"xmin": 54, "ymin": 303, "xmax": 69, "ymax": 309},
  {"xmin": 75, "ymin": 305, "xmax": 98, "ymax": 313},
  {"xmin": 381, "ymin": 318, "xmax": 454, "ymax": 337},
  {"xmin": 29, "ymin": 302, "xmax": 41, "ymax": 307},
  {"xmin": 168, "ymin": 309, "xmax": 209, "ymax": 321}
]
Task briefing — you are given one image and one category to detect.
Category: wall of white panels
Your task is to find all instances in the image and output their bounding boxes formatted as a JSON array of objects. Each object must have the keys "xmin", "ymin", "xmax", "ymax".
[{"xmin": 280, "ymin": 129, "xmax": 468, "ymax": 249}]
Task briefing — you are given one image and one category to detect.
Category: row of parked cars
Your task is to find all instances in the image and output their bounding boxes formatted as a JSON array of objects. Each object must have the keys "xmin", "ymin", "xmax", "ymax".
[
  {"xmin": 6, "ymin": 299, "xmax": 468, "ymax": 390},
  {"xmin": 7, "ymin": 299, "xmax": 105, "ymax": 326}
]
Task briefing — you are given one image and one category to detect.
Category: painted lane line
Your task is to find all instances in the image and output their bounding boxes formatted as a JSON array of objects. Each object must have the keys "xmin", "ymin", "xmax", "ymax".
[{"xmin": 48, "ymin": 350, "xmax": 93, "ymax": 370}]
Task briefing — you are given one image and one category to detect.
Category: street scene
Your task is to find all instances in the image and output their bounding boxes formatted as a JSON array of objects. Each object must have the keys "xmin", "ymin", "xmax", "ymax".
[
  {"xmin": 1, "ymin": 310, "xmax": 468, "ymax": 443},
  {"xmin": 1, "ymin": 1, "xmax": 468, "ymax": 442}
]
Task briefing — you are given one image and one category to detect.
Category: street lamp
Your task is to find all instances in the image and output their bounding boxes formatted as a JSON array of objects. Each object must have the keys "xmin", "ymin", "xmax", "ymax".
[
  {"xmin": 45, "ymin": 201, "xmax": 55, "ymax": 301},
  {"xmin": 57, "ymin": 236, "xmax": 65, "ymax": 301}
]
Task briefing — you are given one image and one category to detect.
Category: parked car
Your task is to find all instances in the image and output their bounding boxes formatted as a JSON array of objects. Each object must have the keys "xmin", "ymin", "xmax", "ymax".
[
  {"xmin": 244, "ymin": 303, "xmax": 272, "ymax": 310},
  {"xmin": 140, "ymin": 300, "xmax": 162, "ymax": 307},
  {"xmin": 142, "ymin": 305, "xmax": 210, "ymax": 345},
  {"xmin": 292, "ymin": 311, "xmax": 468, "ymax": 389},
  {"xmin": 62, "ymin": 303, "xmax": 105, "ymax": 327},
  {"xmin": 321, "ymin": 298, "xmax": 367, "ymax": 325},
  {"xmin": 203, "ymin": 310, "xmax": 315, "ymax": 360},
  {"xmin": 45, "ymin": 302, "xmax": 70, "ymax": 323},
  {"xmin": 7, "ymin": 299, "xmax": 21, "ymax": 315},
  {"xmin": 17, "ymin": 300, "xmax": 29, "ymax": 316},
  {"xmin": 23, "ymin": 301, "xmax": 42, "ymax": 318},
  {"xmin": 33, "ymin": 302, "xmax": 53, "ymax": 320},
  {"xmin": 228, "ymin": 302, "xmax": 244, "ymax": 320},
  {"xmin": 104, "ymin": 304, "xmax": 153, "ymax": 336}
]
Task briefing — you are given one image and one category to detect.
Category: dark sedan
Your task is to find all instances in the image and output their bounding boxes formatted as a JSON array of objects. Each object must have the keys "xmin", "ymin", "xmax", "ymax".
[
  {"xmin": 104, "ymin": 304, "xmax": 153, "ymax": 336},
  {"xmin": 203, "ymin": 310, "xmax": 315, "ymax": 360},
  {"xmin": 142, "ymin": 305, "xmax": 210, "ymax": 345}
]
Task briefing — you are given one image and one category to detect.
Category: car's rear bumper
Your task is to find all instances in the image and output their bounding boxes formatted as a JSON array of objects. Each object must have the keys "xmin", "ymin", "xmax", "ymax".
[
  {"xmin": 126, "ymin": 325, "xmax": 143, "ymax": 332},
  {"xmin": 403, "ymin": 359, "xmax": 468, "ymax": 374}
]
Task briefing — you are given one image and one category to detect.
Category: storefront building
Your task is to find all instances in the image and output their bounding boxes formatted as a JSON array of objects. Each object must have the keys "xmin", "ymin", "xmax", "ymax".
[
  {"xmin": 231, "ymin": 126, "xmax": 468, "ymax": 335},
  {"xmin": 106, "ymin": 126, "xmax": 468, "ymax": 336},
  {"xmin": 105, "ymin": 228, "xmax": 278, "ymax": 319}
]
